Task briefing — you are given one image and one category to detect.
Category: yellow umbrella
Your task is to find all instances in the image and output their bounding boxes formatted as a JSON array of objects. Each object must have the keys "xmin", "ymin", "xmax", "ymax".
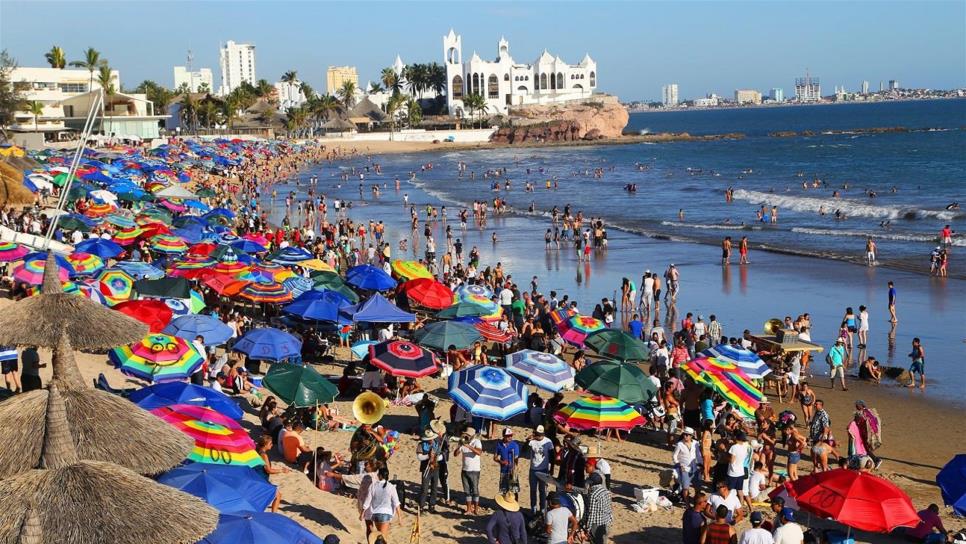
[
  {"xmin": 298, "ymin": 258, "xmax": 335, "ymax": 273},
  {"xmin": 391, "ymin": 259, "xmax": 432, "ymax": 280}
]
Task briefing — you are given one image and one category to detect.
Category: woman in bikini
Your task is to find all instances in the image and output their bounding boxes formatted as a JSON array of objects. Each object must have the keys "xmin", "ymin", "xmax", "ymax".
[{"xmin": 798, "ymin": 381, "xmax": 815, "ymax": 424}]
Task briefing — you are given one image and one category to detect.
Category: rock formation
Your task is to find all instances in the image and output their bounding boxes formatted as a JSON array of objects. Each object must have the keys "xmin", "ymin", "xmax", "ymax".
[{"xmin": 490, "ymin": 96, "xmax": 629, "ymax": 144}]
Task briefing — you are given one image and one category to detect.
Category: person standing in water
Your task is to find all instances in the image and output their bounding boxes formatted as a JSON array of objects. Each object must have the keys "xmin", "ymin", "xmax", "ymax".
[
  {"xmin": 721, "ymin": 237, "xmax": 732, "ymax": 265},
  {"xmin": 739, "ymin": 236, "xmax": 749, "ymax": 265}
]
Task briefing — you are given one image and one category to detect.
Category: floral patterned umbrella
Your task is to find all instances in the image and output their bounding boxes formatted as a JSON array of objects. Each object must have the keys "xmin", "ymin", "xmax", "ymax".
[
  {"xmin": 556, "ymin": 315, "xmax": 605, "ymax": 347},
  {"xmin": 109, "ymin": 333, "xmax": 205, "ymax": 383}
]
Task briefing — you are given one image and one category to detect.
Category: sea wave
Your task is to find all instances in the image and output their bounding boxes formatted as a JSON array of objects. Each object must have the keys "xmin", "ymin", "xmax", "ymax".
[
  {"xmin": 732, "ymin": 189, "xmax": 959, "ymax": 221},
  {"xmin": 660, "ymin": 221, "xmax": 763, "ymax": 231},
  {"xmin": 791, "ymin": 227, "xmax": 966, "ymax": 247}
]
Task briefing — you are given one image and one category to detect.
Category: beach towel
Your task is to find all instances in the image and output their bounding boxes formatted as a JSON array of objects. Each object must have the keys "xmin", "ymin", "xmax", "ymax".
[{"xmin": 858, "ymin": 407, "xmax": 882, "ymax": 451}]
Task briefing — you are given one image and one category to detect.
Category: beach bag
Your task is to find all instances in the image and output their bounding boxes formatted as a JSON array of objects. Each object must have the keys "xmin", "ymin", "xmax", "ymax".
[{"xmin": 825, "ymin": 352, "xmax": 834, "ymax": 366}]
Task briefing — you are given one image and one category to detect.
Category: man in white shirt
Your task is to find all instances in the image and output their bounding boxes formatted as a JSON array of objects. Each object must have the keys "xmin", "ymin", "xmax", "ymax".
[
  {"xmin": 526, "ymin": 425, "xmax": 554, "ymax": 513},
  {"xmin": 640, "ymin": 271, "xmax": 654, "ymax": 314},
  {"xmin": 672, "ymin": 427, "xmax": 698, "ymax": 500},
  {"xmin": 772, "ymin": 508, "xmax": 804, "ymax": 544},
  {"xmin": 454, "ymin": 427, "xmax": 483, "ymax": 515},
  {"xmin": 740, "ymin": 511, "xmax": 775, "ymax": 544},
  {"xmin": 708, "ymin": 480, "xmax": 744, "ymax": 524},
  {"xmin": 728, "ymin": 431, "xmax": 751, "ymax": 509},
  {"xmin": 498, "ymin": 286, "xmax": 513, "ymax": 315},
  {"xmin": 747, "ymin": 461, "xmax": 769, "ymax": 502}
]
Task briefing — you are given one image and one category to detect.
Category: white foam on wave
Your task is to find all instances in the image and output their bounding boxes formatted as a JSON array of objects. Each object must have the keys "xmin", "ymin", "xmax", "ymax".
[
  {"xmin": 732, "ymin": 189, "xmax": 959, "ymax": 221},
  {"xmin": 791, "ymin": 227, "xmax": 966, "ymax": 247},
  {"xmin": 660, "ymin": 221, "xmax": 763, "ymax": 231}
]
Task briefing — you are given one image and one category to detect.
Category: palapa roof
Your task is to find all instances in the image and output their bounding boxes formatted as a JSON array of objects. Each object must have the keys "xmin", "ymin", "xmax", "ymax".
[
  {"xmin": 0, "ymin": 253, "xmax": 148, "ymax": 349},
  {"xmin": 322, "ymin": 118, "xmax": 356, "ymax": 131},
  {"xmin": 348, "ymin": 96, "xmax": 387, "ymax": 123},
  {"xmin": 0, "ymin": 331, "xmax": 194, "ymax": 479},
  {"xmin": 0, "ymin": 160, "xmax": 38, "ymax": 208},
  {"xmin": 0, "ymin": 384, "xmax": 218, "ymax": 544}
]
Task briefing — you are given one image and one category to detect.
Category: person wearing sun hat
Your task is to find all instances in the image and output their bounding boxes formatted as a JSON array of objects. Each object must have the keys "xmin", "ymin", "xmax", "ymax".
[
  {"xmin": 486, "ymin": 492, "xmax": 526, "ymax": 544},
  {"xmin": 526, "ymin": 424, "xmax": 554, "ymax": 513},
  {"xmin": 827, "ymin": 337, "xmax": 848, "ymax": 391},
  {"xmin": 417, "ymin": 427, "xmax": 441, "ymax": 512}
]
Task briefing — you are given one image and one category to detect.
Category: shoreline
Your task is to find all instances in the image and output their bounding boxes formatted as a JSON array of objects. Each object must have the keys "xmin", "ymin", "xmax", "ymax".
[{"xmin": 627, "ymin": 94, "xmax": 966, "ymax": 114}]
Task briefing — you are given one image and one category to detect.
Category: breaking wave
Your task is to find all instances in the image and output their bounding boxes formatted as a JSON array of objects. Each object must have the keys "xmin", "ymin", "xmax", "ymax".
[{"xmin": 732, "ymin": 189, "xmax": 959, "ymax": 221}]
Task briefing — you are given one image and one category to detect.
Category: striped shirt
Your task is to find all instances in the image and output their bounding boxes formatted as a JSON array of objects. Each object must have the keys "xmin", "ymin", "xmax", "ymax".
[{"xmin": 0, "ymin": 346, "xmax": 17, "ymax": 362}]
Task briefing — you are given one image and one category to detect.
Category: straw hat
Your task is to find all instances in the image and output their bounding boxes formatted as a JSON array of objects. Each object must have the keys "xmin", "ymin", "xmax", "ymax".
[
  {"xmin": 429, "ymin": 418, "xmax": 446, "ymax": 437},
  {"xmin": 422, "ymin": 429, "xmax": 438, "ymax": 441},
  {"xmin": 495, "ymin": 492, "xmax": 520, "ymax": 512}
]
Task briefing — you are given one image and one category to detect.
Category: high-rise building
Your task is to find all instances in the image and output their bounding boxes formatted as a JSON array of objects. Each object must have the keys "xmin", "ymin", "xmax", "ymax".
[
  {"xmin": 218, "ymin": 40, "xmax": 256, "ymax": 96},
  {"xmin": 326, "ymin": 66, "xmax": 359, "ymax": 95},
  {"xmin": 888, "ymin": 80, "xmax": 899, "ymax": 91},
  {"xmin": 661, "ymin": 84, "xmax": 679, "ymax": 106},
  {"xmin": 861, "ymin": 80, "xmax": 869, "ymax": 94},
  {"xmin": 794, "ymin": 71, "xmax": 821, "ymax": 102},
  {"xmin": 769, "ymin": 88, "xmax": 784, "ymax": 102},
  {"xmin": 173, "ymin": 66, "xmax": 213, "ymax": 93},
  {"xmin": 734, "ymin": 89, "xmax": 762, "ymax": 105}
]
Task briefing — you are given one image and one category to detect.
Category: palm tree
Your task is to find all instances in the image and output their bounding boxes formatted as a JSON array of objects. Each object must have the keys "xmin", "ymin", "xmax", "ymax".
[
  {"xmin": 463, "ymin": 93, "xmax": 488, "ymax": 128},
  {"xmin": 44, "ymin": 46, "xmax": 66, "ymax": 69},
  {"xmin": 385, "ymin": 93, "xmax": 406, "ymax": 140},
  {"xmin": 27, "ymin": 100, "xmax": 44, "ymax": 130},
  {"xmin": 309, "ymin": 94, "xmax": 339, "ymax": 131},
  {"xmin": 428, "ymin": 62, "xmax": 447, "ymax": 113},
  {"xmin": 381, "ymin": 67, "xmax": 401, "ymax": 96},
  {"xmin": 223, "ymin": 95, "xmax": 241, "ymax": 131},
  {"xmin": 69, "ymin": 47, "xmax": 105, "ymax": 93},
  {"xmin": 255, "ymin": 79, "xmax": 273, "ymax": 99},
  {"xmin": 337, "ymin": 80, "xmax": 356, "ymax": 109},
  {"xmin": 404, "ymin": 64, "xmax": 427, "ymax": 97},
  {"xmin": 406, "ymin": 97, "xmax": 422, "ymax": 128},
  {"xmin": 286, "ymin": 105, "xmax": 308, "ymax": 138},
  {"xmin": 299, "ymin": 81, "xmax": 315, "ymax": 101},
  {"xmin": 96, "ymin": 64, "xmax": 115, "ymax": 133},
  {"xmin": 368, "ymin": 82, "xmax": 384, "ymax": 95},
  {"xmin": 280, "ymin": 70, "xmax": 298, "ymax": 84},
  {"xmin": 180, "ymin": 92, "xmax": 198, "ymax": 134}
]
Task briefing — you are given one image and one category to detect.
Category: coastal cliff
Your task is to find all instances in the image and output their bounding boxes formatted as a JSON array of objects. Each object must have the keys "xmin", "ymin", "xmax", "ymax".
[{"xmin": 489, "ymin": 96, "xmax": 629, "ymax": 144}]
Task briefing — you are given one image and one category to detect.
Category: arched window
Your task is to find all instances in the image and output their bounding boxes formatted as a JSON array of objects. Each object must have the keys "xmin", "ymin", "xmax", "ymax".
[
  {"xmin": 556, "ymin": 73, "xmax": 563, "ymax": 89},
  {"xmin": 517, "ymin": 86, "xmax": 528, "ymax": 92},
  {"xmin": 488, "ymin": 74, "xmax": 499, "ymax": 98},
  {"xmin": 472, "ymin": 73, "xmax": 480, "ymax": 95},
  {"xmin": 452, "ymin": 75, "xmax": 463, "ymax": 100},
  {"xmin": 573, "ymin": 83, "xmax": 583, "ymax": 90},
  {"xmin": 540, "ymin": 73, "xmax": 548, "ymax": 90},
  {"xmin": 525, "ymin": 75, "xmax": 529, "ymax": 81},
  {"xmin": 504, "ymin": 73, "xmax": 509, "ymax": 81},
  {"xmin": 590, "ymin": 71, "xmax": 596, "ymax": 87}
]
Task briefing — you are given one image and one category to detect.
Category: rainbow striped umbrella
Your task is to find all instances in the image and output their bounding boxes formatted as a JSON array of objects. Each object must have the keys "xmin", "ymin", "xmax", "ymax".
[
  {"xmin": 113, "ymin": 226, "xmax": 144, "ymax": 245},
  {"xmin": 151, "ymin": 404, "xmax": 264, "ymax": 468},
  {"xmin": 549, "ymin": 306, "xmax": 578, "ymax": 325},
  {"xmin": 454, "ymin": 290, "xmax": 499, "ymax": 314},
  {"xmin": 13, "ymin": 254, "xmax": 72, "ymax": 285},
  {"xmin": 557, "ymin": 315, "xmax": 605, "ymax": 347},
  {"xmin": 150, "ymin": 234, "xmax": 189, "ymax": 254},
  {"xmin": 0, "ymin": 242, "xmax": 29, "ymax": 262},
  {"xmin": 26, "ymin": 280, "xmax": 81, "ymax": 297},
  {"xmin": 391, "ymin": 259, "xmax": 433, "ymax": 281},
  {"xmin": 553, "ymin": 395, "xmax": 645, "ymax": 431},
  {"xmin": 250, "ymin": 262, "xmax": 295, "ymax": 283},
  {"xmin": 238, "ymin": 281, "xmax": 293, "ymax": 304},
  {"xmin": 682, "ymin": 357, "xmax": 764, "ymax": 418},
  {"xmin": 97, "ymin": 268, "xmax": 135, "ymax": 306},
  {"xmin": 66, "ymin": 251, "xmax": 105, "ymax": 276},
  {"xmin": 109, "ymin": 333, "xmax": 205, "ymax": 383},
  {"xmin": 75, "ymin": 280, "xmax": 108, "ymax": 305},
  {"xmin": 454, "ymin": 283, "xmax": 494, "ymax": 300},
  {"xmin": 213, "ymin": 260, "xmax": 251, "ymax": 277},
  {"xmin": 104, "ymin": 212, "xmax": 136, "ymax": 228},
  {"xmin": 701, "ymin": 344, "xmax": 772, "ymax": 380},
  {"xmin": 84, "ymin": 201, "xmax": 116, "ymax": 217}
]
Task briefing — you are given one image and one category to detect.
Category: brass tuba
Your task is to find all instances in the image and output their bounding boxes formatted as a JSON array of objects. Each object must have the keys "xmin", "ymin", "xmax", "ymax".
[
  {"xmin": 764, "ymin": 318, "xmax": 784, "ymax": 335},
  {"xmin": 353, "ymin": 391, "xmax": 387, "ymax": 425}
]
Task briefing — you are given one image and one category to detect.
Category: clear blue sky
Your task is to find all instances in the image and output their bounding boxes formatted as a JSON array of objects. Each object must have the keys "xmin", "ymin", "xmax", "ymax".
[{"xmin": 2, "ymin": 1, "xmax": 963, "ymax": 101}]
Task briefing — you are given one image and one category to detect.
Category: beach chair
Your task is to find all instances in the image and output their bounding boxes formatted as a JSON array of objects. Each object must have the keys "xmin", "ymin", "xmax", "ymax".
[{"xmin": 93, "ymin": 373, "xmax": 136, "ymax": 397}]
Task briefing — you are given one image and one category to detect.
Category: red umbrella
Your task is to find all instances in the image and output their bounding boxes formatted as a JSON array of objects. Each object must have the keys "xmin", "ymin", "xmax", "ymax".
[
  {"xmin": 771, "ymin": 468, "xmax": 919, "ymax": 533},
  {"xmin": 474, "ymin": 321, "xmax": 515, "ymax": 343},
  {"xmin": 401, "ymin": 278, "xmax": 454, "ymax": 310},
  {"xmin": 368, "ymin": 340, "xmax": 437, "ymax": 378},
  {"xmin": 187, "ymin": 242, "xmax": 217, "ymax": 258},
  {"xmin": 203, "ymin": 274, "xmax": 251, "ymax": 296},
  {"xmin": 113, "ymin": 299, "xmax": 174, "ymax": 333}
]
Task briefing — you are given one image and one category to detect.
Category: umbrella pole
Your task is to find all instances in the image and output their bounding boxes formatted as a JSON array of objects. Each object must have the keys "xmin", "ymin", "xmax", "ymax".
[{"xmin": 313, "ymin": 400, "xmax": 320, "ymax": 488}]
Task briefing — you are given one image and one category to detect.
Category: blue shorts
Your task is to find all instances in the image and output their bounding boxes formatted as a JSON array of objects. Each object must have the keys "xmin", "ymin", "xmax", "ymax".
[
  {"xmin": 371, "ymin": 513, "xmax": 392, "ymax": 523},
  {"xmin": 789, "ymin": 452, "xmax": 801, "ymax": 464},
  {"xmin": 727, "ymin": 475, "xmax": 745, "ymax": 491},
  {"xmin": 910, "ymin": 360, "xmax": 925, "ymax": 375}
]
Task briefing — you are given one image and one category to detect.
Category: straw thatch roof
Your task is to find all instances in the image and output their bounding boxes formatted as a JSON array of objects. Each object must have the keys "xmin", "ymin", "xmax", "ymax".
[
  {"xmin": 322, "ymin": 118, "xmax": 356, "ymax": 132},
  {"xmin": 0, "ymin": 254, "xmax": 148, "ymax": 349},
  {"xmin": 0, "ymin": 160, "xmax": 37, "ymax": 208},
  {"xmin": 0, "ymin": 384, "xmax": 218, "ymax": 544},
  {"xmin": 0, "ymin": 332, "xmax": 194, "ymax": 479},
  {"xmin": 348, "ymin": 96, "xmax": 387, "ymax": 123},
  {"xmin": 14, "ymin": 506, "xmax": 41, "ymax": 544}
]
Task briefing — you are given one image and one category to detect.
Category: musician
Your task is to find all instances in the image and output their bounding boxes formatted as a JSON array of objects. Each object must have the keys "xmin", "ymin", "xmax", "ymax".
[
  {"xmin": 350, "ymin": 423, "xmax": 387, "ymax": 474},
  {"xmin": 430, "ymin": 418, "xmax": 453, "ymax": 507},
  {"xmin": 494, "ymin": 427, "xmax": 521, "ymax": 496},
  {"xmin": 557, "ymin": 436, "xmax": 586, "ymax": 491},
  {"xmin": 417, "ymin": 427, "xmax": 443, "ymax": 512}
]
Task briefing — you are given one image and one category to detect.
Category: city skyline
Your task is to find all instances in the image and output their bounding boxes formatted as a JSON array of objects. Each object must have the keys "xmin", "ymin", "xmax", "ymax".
[{"xmin": 1, "ymin": 1, "xmax": 963, "ymax": 102}]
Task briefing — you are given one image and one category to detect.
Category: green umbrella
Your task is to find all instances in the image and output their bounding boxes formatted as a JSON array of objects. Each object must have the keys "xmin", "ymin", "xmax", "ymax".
[
  {"xmin": 196, "ymin": 187, "xmax": 217, "ymax": 198},
  {"xmin": 310, "ymin": 271, "xmax": 359, "ymax": 304},
  {"xmin": 138, "ymin": 207, "xmax": 172, "ymax": 223},
  {"xmin": 66, "ymin": 185, "xmax": 88, "ymax": 202},
  {"xmin": 584, "ymin": 329, "xmax": 650, "ymax": 362},
  {"xmin": 436, "ymin": 301, "xmax": 489, "ymax": 319},
  {"xmin": 262, "ymin": 363, "xmax": 338, "ymax": 407},
  {"xmin": 413, "ymin": 320, "xmax": 482, "ymax": 350},
  {"xmin": 59, "ymin": 216, "xmax": 91, "ymax": 232},
  {"xmin": 575, "ymin": 361, "xmax": 657, "ymax": 404},
  {"xmin": 52, "ymin": 172, "xmax": 73, "ymax": 187}
]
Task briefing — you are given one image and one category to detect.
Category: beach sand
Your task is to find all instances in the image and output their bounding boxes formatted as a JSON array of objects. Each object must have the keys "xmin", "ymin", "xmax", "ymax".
[{"xmin": 6, "ymin": 311, "xmax": 957, "ymax": 544}]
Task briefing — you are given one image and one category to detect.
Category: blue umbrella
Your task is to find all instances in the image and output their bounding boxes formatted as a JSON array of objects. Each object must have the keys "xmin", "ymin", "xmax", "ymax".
[
  {"xmin": 350, "ymin": 340, "xmax": 377, "ymax": 360},
  {"xmin": 114, "ymin": 260, "xmax": 165, "ymax": 279},
  {"xmin": 129, "ymin": 381, "xmax": 244, "ymax": 420},
  {"xmin": 159, "ymin": 463, "xmax": 277, "ymax": 513},
  {"xmin": 231, "ymin": 239, "xmax": 267, "ymax": 254},
  {"xmin": 938, "ymin": 454, "xmax": 966, "ymax": 516},
  {"xmin": 75, "ymin": 238, "xmax": 124, "ymax": 259},
  {"xmin": 206, "ymin": 207, "xmax": 236, "ymax": 219},
  {"xmin": 505, "ymin": 350, "xmax": 575, "ymax": 392},
  {"xmin": 282, "ymin": 290, "xmax": 348, "ymax": 322},
  {"xmin": 233, "ymin": 327, "xmax": 302, "ymax": 362},
  {"xmin": 345, "ymin": 265, "xmax": 397, "ymax": 291},
  {"xmin": 281, "ymin": 276, "xmax": 313, "ymax": 299},
  {"xmin": 269, "ymin": 246, "xmax": 313, "ymax": 265},
  {"xmin": 104, "ymin": 213, "xmax": 137, "ymax": 228},
  {"xmin": 701, "ymin": 343, "xmax": 772, "ymax": 379},
  {"xmin": 448, "ymin": 364, "xmax": 529, "ymax": 421},
  {"xmin": 162, "ymin": 314, "xmax": 234, "ymax": 346},
  {"xmin": 198, "ymin": 512, "xmax": 323, "ymax": 544}
]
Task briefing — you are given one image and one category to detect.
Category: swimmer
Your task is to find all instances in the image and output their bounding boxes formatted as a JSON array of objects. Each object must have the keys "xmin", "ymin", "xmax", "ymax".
[{"xmin": 946, "ymin": 202, "xmax": 960, "ymax": 210}]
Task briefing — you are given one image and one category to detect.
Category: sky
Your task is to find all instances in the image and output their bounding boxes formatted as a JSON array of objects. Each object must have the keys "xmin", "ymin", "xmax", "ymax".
[{"xmin": 1, "ymin": 1, "xmax": 964, "ymax": 101}]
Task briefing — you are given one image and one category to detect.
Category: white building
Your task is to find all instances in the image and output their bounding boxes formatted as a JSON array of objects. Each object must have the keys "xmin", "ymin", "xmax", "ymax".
[
  {"xmin": 861, "ymin": 80, "xmax": 870, "ymax": 94},
  {"xmin": 769, "ymin": 88, "xmax": 784, "ymax": 102},
  {"xmin": 888, "ymin": 79, "xmax": 899, "ymax": 91},
  {"xmin": 443, "ymin": 29, "xmax": 597, "ymax": 117},
  {"xmin": 794, "ymin": 72, "xmax": 821, "ymax": 102},
  {"xmin": 662, "ymin": 84, "xmax": 679, "ymax": 106},
  {"xmin": 693, "ymin": 94, "xmax": 719, "ymax": 108},
  {"xmin": 734, "ymin": 89, "xmax": 762, "ymax": 105},
  {"xmin": 274, "ymin": 80, "xmax": 307, "ymax": 112},
  {"xmin": 219, "ymin": 40, "xmax": 256, "ymax": 96},
  {"xmin": 173, "ymin": 66, "xmax": 213, "ymax": 93}
]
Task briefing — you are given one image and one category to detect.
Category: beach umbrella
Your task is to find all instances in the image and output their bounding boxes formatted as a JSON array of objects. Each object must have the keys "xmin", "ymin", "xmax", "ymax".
[
  {"xmin": 549, "ymin": 306, "xmax": 578, "ymax": 324},
  {"xmin": 505, "ymin": 349, "xmax": 575, "ymax": 392},
  {"xmin": 775, "ymin": 469, "xmax": 919, "ymax": 533},
  {"xmin": 231, "ymin": 238, "xmax": 267, "ymax": 254},
  {"xmin": 198, "ymin": 512, "xmax": 323, "ymax": 544},
  {"xmin": 401, "ymin": 278, "xmax": 455, "ymax": 310},
  {"xmin": 350, "ymin": 340, "xmax": 378, "ymax": 360},
  {"xmin": 262, "ymin": 363, "xmax": 338, "ymax": 407},
  {"xmin": 151, "ymin": 404, "xmax": 264, "ymax": 468},
  {"xmin": 282, "ymin": 290, "xmax": 348, "ymax": 322},
  {"xmin": 0, "ymin": 241, "xmax": 29, "ymax": 262},
  {"xmin": 449, "ymin": 365, "xmax": 528, "ymax": 421},
  {"xmin": 584, "ymin": 329, "xmax": 650, "ymax": 362},
  {"xmin": 66, "ymin": 251, "xmax": 105, "ymax": 277},
  {"xmin": 110, "ymin": 333, "xmax": 205, "ymax": 383},
  {"xmin": 135, "ymin": 276, "xmax": 191, "ymax": 298},
  {"xmin": 150, "ymin": 234, "xmax": 189, "ymax": 254},
  {"xmin": 454, "ymin": 288, "xmax": 499, "ymax": 314},
  {"xmin": 84, "ymin": 201, "xmax": 115, "ymax": 217},
  {"xmin": 345, "ymin": 264, "xmax": 397, "ymax": 291},
  {"xmin": 0, "ymin": 386, "xmax": 218, "ymax": 544},
  {"xmin": 474, "ymin": 321, "xmax": 515, "ymax": 343},
  {"xmin": 75, "ymin": 237, "xmax": 124, "ymax": 259},
  {"xmin": 250, "ymin": 261, "xmax": 295, "ymax": 283},
  {"xmin": 701, "ymin": 343, "xmax": 772, "ymax": 380},
  {"xmin": 213, "ymin": 258, "xmax": 251, "ymax": 277},
  {"xmin": 938, "ymin": 455, "xmax": 966, "ymax": 516},
  {"xmin": 113, "ymin": 299, "xmax": 174, "ymax": 332},
  {"xmin": 158, "ymin": 463, "xmax": 277, "ymax": 514},
  {"xmin": 296, "ymin": 258, "xmax": 335, "ymax": 273},
  {"xmin": 104, "ymin": 212, "xmax": 137, "ymax": 228},
  {"xmin": 368, "ymin": 340, "xmax": 438, "ymax": 378},
  {"xmin": 310, "ymin": 270, "xmax": 360, "ymax": 302},
  {"xmin": 575, "ymin": 361, "xmax": 657, "ymax": 404},
  {"xmin": 553, "ymin": 395, "xmax": 646, "ymax": 431},
  {"xmin": 203, "ymin": 274, "xmax": 251, "ymax": 297},
  {"xmin": 281, "ymin": 275, "xmax": 313, "ymax": 299},
  {"xmin": 414, "ymin": 320, "xmax": 482, "ymax": 350},
  {"xmin": 345, "ymin": 293, "xmax": 415, "ymax": 323},
  {"xmin": 454, "ymin": 283, "xmax": 494, "ymax": 300},
  {"xmin": 97, "ymin": 268, "xmax": 135, "ymax": 305},
  {"xmin": 391, "ymin": 259, "xmax": 433, "ymax": 280},
  {"xmin": 682, "ymin": 358, "xmax": 763, "ymax": 419},
  {"xmin": 162, "ymin": 314, "xmax": 234, "ymax": 346},
  {"xmin": 162, "ymin": 297, "xmax": 192, "ymax": 317},
  {"xmin": 58, "ymin": 214, "xmax": 94, "ymax": 232},
  {"xmin": 437, "ymin": 301, "xmax": 490, "ymax": 319},
  {"xmin": 74, "ymin": 281, "xmax": 108, "ymax": 305},
  {"xmin": 131, "ymin": 382, "xmax": 243, "ymax": 420},
  {"xmin": 14, "ymin": 252, "xmax": 74, "ymax": 285},
  {"xmin": 114, "ymin": 260, "xmax": 165, "ymax": 279},
  {"xmin": 268, "ymin": 246, "xmax": 313, "ymax": 265},
  {"xmin": 557, "ymin": 315, "xmax": 605, "ymax": 347},
  {"xmin": 113, "ymin": 225, "xmax": 144, "ymax": 245},
  {"xmin": 233, "ymin": 327, "xmax": 301, "ymax": 362},
  {"xmin": 238, "ymin": 281, "xmax": 293, "ymax": 304}
]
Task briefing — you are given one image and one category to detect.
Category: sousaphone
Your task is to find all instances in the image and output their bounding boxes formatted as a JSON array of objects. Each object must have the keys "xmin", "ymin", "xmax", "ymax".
[
  {"xmin": 763, "ymin": 318, "xmax": 784, "ymax": 335},
  {"xmin": 353, "ymin": 391, "xmax": 387, "ymax": 425}
]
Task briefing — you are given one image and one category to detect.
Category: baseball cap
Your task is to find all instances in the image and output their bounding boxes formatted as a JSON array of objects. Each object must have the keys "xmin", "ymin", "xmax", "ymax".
[
  {"xmin": 781, "ymin": 507, "xmax": 795, "ymax": 521},
  {"xmin": 750, "ymin": 511, "xmax": 763, "ymax": 524},
  {"xmin": 535, "ymin": 425, "xmax": 545, "ymax": 434},
  {"xmin": 503, "ymin": 427, "xmax": 514, "ymax": 436}
]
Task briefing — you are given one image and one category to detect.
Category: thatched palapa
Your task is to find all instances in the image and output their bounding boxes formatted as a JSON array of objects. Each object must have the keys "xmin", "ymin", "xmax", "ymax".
[
  {"xmin": 0, "ymin": 253, "xmax": 148, "ymax": 349},
  {"xmin": 0, "ymin": 384, "xmax": 219, "ymax": 544}
]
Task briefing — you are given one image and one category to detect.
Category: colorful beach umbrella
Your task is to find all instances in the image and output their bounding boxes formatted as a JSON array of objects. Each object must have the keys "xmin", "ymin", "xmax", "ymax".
[
  {"xmin": 437, "ymin": 301, "xmax": 490, "ymax": 319},
  {"xmin": 113, "ymin": 225, "xmax": 144, "ymax": 245},
  {"xmin": 262, "ymin": 363, "xmax": 338, "ymax": 407},
  {"xmin": 682, "ymin": 358, "xmax": 764, "ymax": 418},
  {"xmin": 151, "ymin": 404, "xmax": 264, "ymax": 468},
  {"xmin": 268, "ymin": 246, "xmax": 313, "ymax": 265},
  {"xmin": 584, "ymin": 329, "xmax": 650, "ymax": 362},
  {"xmin": 557, "ymin": 315, "xmax": 605, "ymax": 347},
  {"xmin": 448, "ymin": 365, "xmax": 528, "ymax": 421},
  {"xmin": 0, "ymin": 241, "xmax": 29, "ymax": 262},
  {"xmin": 701, "ymin": 343, "xmax": 772, "ymax": 380},
  {"xmin": 84, "ymin": 201, "xmax": 116, "ymax": 217},
  {"xmin": 474, "ymin": 321, "xmax": 515, "ymax": 343},
  {"xmin": 110, "ymin": 333, "xmax": 205, "ymax": 383},
  {"xmin": 66, "ymin": 251, "xmax": 105, "ymax": 276},
  {"xmin": 113, "ymin": 299, "xmax": 174, "ymax": 332},
  {"xmin": 575, "ymin": 361, "xmax": 657, "ymax": 404},
  {"xmin": 198, "ymin": 512, "xmax": 322, "ymax": 544},
  {"xmin": 453, "ymin": 289, "xmax": 500, "ymax": 315},
  {"xmin": 401, "ymin": 278, "xmax": 454, "ymax": 310},
  {"xmin": 391, "ymin": 259, "xmax": 432, "ymax": 280},
  {"xmin": 345, "ymin": 264, "xmax": 397, "ymax": 291},
  {"xmin": 505, "ymin": 349, "xmax": 575, "ymax": 392},
  {"xmin": 250, "ymin": 262, "xmax": 295, "ymax": 283},
  {"xmin": 150, "ymin": 233, "xmax": 189, "ymax": 254},
  {"xmin": 549, "ymin": 306, "xmax": 578, "ymax": 324},
  {"xmin": 233, "ymin": 327, "xmax": 302, "ymax": 362},
  {"xmin": 553, "ymin": 395, "xmax": 645, "ymax": 431},
  {"xmin": 97, "ymin": 268, "xmax": 135, "ymax": 305},
  {"xmin": 162, "ymin": 314, "xmax": 234, "ymax": 346},
  {"xmin": 204, "ymin": 273, "xmax": 251, "ymax": 297},
  {"xmin": 131, "ymin": 382, "xmax": 244, "ymax": 420},
  {"xmin": 158, "ymin": 463, "xmax": 277, "ymax": 514},
  {"xmin": 414, "ymin": 320, "xmax": 483, "ymax": 350},
  {"xmin": 454, "ymin": 283, "xmax": 494, "ymax": 300},
  {"xmin": 238, "ymin": 281, "xmax": 293, "ymax": 304},
  {"xmin": 368, "ymin": 340, "xmax": 438, "ymax": 378},
  {"xmin": 281, "ymin": 276, "xmax": 313, "ymax": 299},
  {"xmin": 13, "ymin": 253, "xmax": 72, "ymax": 285}
]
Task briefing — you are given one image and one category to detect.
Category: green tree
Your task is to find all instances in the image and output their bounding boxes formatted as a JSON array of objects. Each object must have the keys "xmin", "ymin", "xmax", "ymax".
[
  {"xmin": 427, "ymin": 62, "xmax": 447, "ymax": 113},
  {"xmin": 406, "ymin": 96, "xmax": 422, "ymax": 128},
  {"xmin": 223, "ymin": 95, "xmax": 241, "ymax": 131},
  {"xmin": 0, "ymin": 50, "xmax": 27, "ymax": 133},
  {"xmin": 69, "ymin": 47, "xmax": 105, "ymax": 94},
  {"xmin": 280, "ymin": 70, "xmax": 298, "ymax": 84},
  {"xmin": 385, "ymin": 92, "xmax": 406, "ymax": 140},
  {"xmin": 44, "ymin": 46, "xmax": 66, "ymax": 69},
  {"xmin": 179, "ymin": 92, "xmax": 198, "ymax": 134},
  {"xmin": 134, "ymin": 80, "xmax": 174, "ymax": 115},
  {"xmin": 337, "ymin": 80, "xmax": 356, "ymax": 109},
  {"xmin": 198, "ymin": 98, "xmax": 222, "ymax": 129},
  {"xmin": 404, "ymin": 63, "xmax": 427, "ymax": 97},
  {"xmin": 96, "ymin": 64, "xmax": 115, "ymax": 133},
  {"xmin": 299, "ymin": 81, "xmax": 315, "ymax": 100},
  {"xmin": 197, "ymin": 82, "xmax": 210, "ymax": 94},
  {"xmin": 27, "ymin": 100, "xmax": 43, "ymax": 131},
  {"xmin": 255, "ymin": 79, "xmax": 273, "ymax": 98},
  {"xmin": 309, "ymin": 93, "xmax": 338, "ymax": 132},
  {"xmin": 368, "ymin": 82, "xmax": 384, "ymax": 95},
  {"xmin": 381, "ymin": 67, "xmax": 401, "ymax": 96},
  {"xmin": 462, "ymin": 93, "xmax": 488, "ymax": 128}
]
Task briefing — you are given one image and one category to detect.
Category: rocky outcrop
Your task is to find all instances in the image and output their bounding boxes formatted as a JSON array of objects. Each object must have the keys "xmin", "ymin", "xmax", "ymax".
[{"xmin": 490, "ymin": 96, "xmax": 629, "ymax": 144}]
